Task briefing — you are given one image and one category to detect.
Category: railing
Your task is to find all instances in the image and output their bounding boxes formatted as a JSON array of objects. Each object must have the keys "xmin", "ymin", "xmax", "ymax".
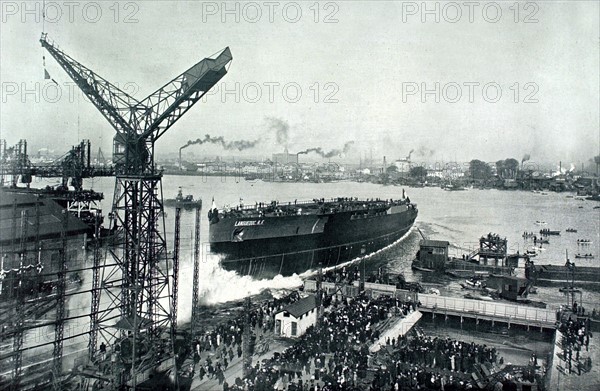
[
  {"xmin": 236, "ymin": 197, "xmax": 405, "ymax": 211},
  {"xmin": 419, "ymin": 294, "xmax": 556, "ymax": 325}
]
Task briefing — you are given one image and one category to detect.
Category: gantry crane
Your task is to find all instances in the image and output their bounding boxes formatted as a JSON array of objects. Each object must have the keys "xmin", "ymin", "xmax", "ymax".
[
  {"xmin": 40, "ymin": 33, "xmax": 231, "ymax": 389},
  {"xmin": 0, "ymin": 139, "xmax": 113, "ymax": 231},
  {"xmin": 0, "ymin": 139, "xmax": 114, "ymax": 190}
]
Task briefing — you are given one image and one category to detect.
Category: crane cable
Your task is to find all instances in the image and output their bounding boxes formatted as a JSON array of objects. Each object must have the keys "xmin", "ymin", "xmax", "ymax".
[{"xmin": 42, "ymin": 0, "xmax": 58, "ymax": 85}]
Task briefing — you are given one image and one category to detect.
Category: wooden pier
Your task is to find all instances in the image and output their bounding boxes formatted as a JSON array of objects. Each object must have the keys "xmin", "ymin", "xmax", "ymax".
[
  {"xmin": 418, "ymin": 293, "xmax": 557, "ymax": 330},
  {"xmin": 305, "ymin": 279, "xmax": 557, "ymax": 331}
]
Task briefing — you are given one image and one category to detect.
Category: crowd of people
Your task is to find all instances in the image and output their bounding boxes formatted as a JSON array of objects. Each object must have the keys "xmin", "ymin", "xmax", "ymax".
[
  {"xmin": 222, "ymin": 293, "xmax": 419, "ymax": 390},
  {"xmin": 557, "ymin": 305, "xmax": 593, "ymax": 376},
  {"xmin": 190, "ymin": 292, "xmax": 303, "ymax": 384},
  {"xmin": 188, "ymin": 285, "xmax": 577, "ymax": 391},
  {"xmin": 352, "ymin": 334, "xmax": 500, "ymax": 390},
  {"xmin": 219, "ymin": 291, "xmax": 511, "ymax": 391},
  {"xmin": 395, "ymin": 335, "xmax": 498, "ymax": 374}
]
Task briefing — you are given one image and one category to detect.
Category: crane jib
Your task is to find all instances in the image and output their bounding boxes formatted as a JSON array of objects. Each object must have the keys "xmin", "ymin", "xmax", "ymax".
[{"xmin": 39, "ymin": 33, "xmax": 232, "ymax": 174}]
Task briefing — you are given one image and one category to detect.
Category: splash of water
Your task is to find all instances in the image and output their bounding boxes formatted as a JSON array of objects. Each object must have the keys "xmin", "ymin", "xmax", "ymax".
[
  {"xmin": 176, "ymin": 253, "xmax": 303, "ymax": 322},
  {"xmin": 176, "ymin": 226, "xmax": 416, "ymax": 321}
]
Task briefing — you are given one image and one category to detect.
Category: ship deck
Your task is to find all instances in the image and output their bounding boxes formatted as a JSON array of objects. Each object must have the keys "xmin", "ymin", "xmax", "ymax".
[{"xmin": 214, "ymin": 197, "xmax": 411, "ymax": 219}]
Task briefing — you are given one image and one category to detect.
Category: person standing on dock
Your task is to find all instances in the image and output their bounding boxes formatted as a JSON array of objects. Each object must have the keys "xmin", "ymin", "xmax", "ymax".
[{"xmin": 99, "ymin": 341, "xmax": 106, "ymax": 361}]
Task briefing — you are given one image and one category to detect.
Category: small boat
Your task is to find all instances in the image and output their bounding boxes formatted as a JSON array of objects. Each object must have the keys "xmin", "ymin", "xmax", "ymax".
[
  {"xmin": 539, "ymin": 229, "xmax": 560, "ymax": 235},
  {"xmin": 575, "ymin": 254, "xmax": 594, "ymax": 259},
  {"xmin": 559, "ymin": 287, "xmax": 581, "ymax": 293},
  {"xmin": 464, "ymin": 293, "xmax": 495, "ymax": 301},
  {"xmin": 411, "ymin": 264, "xmax": 435, "ymax": 273},
  {"xmin": 411, "ymin": 258, "xmax": 435, "ymax": 272},
  {"xmin": 443, "ymin": 183, "xmax": 467, "ymax": 191},
  {"xmin": 460, "ymin": 277, "xmax": 487, "ymax": 290},
  {"xmin": 577, "ymin": 239, "xmax": 592, "ymax": 244},
  {"xmin": 516, "ymin": 299, "xmax": 547, "ymax": 308},
  {"xmin": 566, "ymin": 228, "xmax": 577, "ymax": 233},
  {"xmin": 164, "ymin": 187, "xmax": 202, "ymax": 209},
  {"xmin": 528, "ymin": 286, "xmax": 538, "ymax": 294},
  {"xmin": 534, "ymin": 238, "xmax": 549, "ymax": 244},
  {"xmin": 535, "ymin": 221, "xmax": 547, "ymax": 225}
]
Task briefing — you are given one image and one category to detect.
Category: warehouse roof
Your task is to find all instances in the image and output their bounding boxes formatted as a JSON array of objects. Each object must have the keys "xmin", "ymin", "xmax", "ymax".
[
  {"xmin": 277, "ymin": 295, "xmax": 317, "ymax": 318},
  {"xmin": 0, "ymin": 189, "xmax": 89, "ymax": 244}
]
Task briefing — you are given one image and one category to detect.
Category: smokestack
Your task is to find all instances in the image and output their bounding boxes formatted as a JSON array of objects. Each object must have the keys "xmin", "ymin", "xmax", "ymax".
[{"xmin": 560, "ymin": 161, "xmax": 562, "ymax": 175}]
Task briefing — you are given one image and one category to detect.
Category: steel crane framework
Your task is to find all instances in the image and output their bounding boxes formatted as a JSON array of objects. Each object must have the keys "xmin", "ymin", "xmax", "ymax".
[{"xmin": 40, "ymin": 33, "xmax": 231, "ymax": 387}]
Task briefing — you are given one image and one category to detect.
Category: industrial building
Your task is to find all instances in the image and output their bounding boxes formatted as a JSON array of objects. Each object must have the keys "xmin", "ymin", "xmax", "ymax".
[
  {"xmin": 272, "ymin": 148, "xmax": 299, "ymax": 165},
  {"xmin": 274, "ymin": 295, "xmax": 318, "ymax": 338}
]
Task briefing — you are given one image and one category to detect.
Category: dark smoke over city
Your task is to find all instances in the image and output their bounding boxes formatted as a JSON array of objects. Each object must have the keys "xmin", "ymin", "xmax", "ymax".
[
  {"xmin": 265, "ymin": 117, "xmax": 290, "ymax": 147},
  {"xmin": 522, "ymin": 154, "xmax": 531, "ymax": 163},
  {"xmin": 180, "ymin": 134, "xmax": 260, "ymax": 151},
  {"xmin": 416, "ymin": 146, "xmax": 435, "ymax": 157},
  {"xmin": 297, "ymin": 141, "xmax": 355, "ymax": 158}
]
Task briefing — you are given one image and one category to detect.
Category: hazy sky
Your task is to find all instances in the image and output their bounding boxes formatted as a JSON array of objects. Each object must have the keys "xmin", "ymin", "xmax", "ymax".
[{"xmin": 1, "ymin": 1, "xmax": 598, "ymax": 165}]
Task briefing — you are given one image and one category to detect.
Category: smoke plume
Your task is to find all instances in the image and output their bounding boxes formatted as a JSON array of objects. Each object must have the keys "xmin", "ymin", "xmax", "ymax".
[
  {"xmin": 297, "ymin": 141, "xmax": 354, "ymax": 158},
  {"xmin": 406, "ymin": 149, "xmax": 415, "ymax": 160},
  {"xmin": 265, "ymin": 117, "xmax": 290, "ymax": 147},
  {"xmin": 521, "ymin": 154, "xmax": 531, "ymax": 164},
  {"xmin": 180, "ymin": 134, "xmax": 260, "ymax": 151},
  {"xmin": 416, "ymin": 146, "xmax": 435, "ymax": 157}
]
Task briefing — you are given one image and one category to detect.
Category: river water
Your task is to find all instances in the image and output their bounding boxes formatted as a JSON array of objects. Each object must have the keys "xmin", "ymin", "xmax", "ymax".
[{"xmin": 78, "ymin": 175, "xmax": 600, "ymax": 323}]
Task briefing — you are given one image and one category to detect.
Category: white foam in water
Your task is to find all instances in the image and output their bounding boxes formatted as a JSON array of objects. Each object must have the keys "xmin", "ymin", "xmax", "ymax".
[
  {"xmin": 177, "ymin": 226, "xmax": 415, "ymax": 322},
  {"xmin": 176, "ymin": 252, "xmax": 303, "ymax": 322}
]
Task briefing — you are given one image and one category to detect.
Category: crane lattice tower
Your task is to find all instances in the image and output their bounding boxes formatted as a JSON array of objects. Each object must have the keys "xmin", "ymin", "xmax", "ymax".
[{"xmin": 40, "ymin": 33, "xmax": 231, "ymax": 388}]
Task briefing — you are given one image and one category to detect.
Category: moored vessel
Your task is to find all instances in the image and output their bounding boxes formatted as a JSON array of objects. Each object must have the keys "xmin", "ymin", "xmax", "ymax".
[{"xmin": 164, "ymin": 187, "xmax": 202, "ymax": 209}]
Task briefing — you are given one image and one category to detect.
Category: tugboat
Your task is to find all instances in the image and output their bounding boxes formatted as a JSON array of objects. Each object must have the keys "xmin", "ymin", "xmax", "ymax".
[{"xmin": 164, "ymin": 187, "xmax": 202, "ymax": 209}]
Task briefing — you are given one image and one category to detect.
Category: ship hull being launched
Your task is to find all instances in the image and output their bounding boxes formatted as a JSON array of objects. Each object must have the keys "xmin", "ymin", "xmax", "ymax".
[{"xmin": 209, "ymin": 198, "xmax": 418, "ymax": 278}]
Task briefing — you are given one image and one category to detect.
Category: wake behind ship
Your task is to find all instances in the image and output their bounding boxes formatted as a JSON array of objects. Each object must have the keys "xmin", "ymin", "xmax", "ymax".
[{"xmin": 208, "ymin": 196, "xmax": 418, "ymax": 277}]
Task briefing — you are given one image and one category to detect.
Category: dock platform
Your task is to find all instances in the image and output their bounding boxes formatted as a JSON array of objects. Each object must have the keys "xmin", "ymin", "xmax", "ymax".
[
  {"xmin": 369, "ymin": 310, "xmax": 422, "ymax": 353},
  {"xmin": 418, "ymin": 293, "xmax": 557, "ymax": 330}
]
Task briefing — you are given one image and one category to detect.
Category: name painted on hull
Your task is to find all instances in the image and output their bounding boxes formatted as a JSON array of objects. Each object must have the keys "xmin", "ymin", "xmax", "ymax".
[{"xmin": 234, "ymin": 220, "xmax": 265, "ymax": 226}]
